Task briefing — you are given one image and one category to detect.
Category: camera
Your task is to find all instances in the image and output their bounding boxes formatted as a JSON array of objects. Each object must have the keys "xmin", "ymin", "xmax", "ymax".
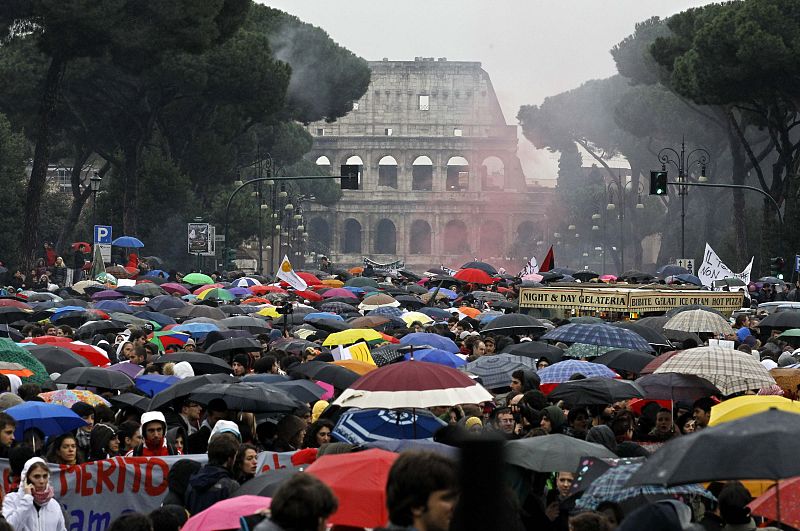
[{"xmin": 276, "ymin": 303, "xmax": 294, "ymax": 315}]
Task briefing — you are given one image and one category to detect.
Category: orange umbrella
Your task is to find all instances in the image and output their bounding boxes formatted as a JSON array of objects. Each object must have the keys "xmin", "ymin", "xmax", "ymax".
[
  {"xmin": 249, "ymin": 285, "xmax": 288, "ymax": 295},
  {"xmin": 322, "ymin": 279, "xmax": 345, "ymax": 288},
  {"xmin": 242, "ymin": 297, "xmax": 272, "ymax": 305},
  {"xmin": 348, "ymin": 266, "xmax": 364, "ymax": 275},
  {"xmin": 332, "ymin": 359, "xmax": 377, "ymax": 375},
  {"xmin": 459, "ymin": 306, "xmax": 481, "ymax": 318}
]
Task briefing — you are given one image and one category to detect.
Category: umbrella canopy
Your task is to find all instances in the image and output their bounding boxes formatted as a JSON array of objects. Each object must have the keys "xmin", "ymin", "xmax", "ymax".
[
  {"xmin": 161, "ymin": 283, "xmax": 191, "ymax": 296},
  {"xmin": 505, "ymin": 434, "xmax": 615, "ymax": 472},
  {"xmin": 663, "ymin": 309, "xmax": 734, "ymax": 335},
  {"xmin": 0, "ymin": 338, "xmax": 50, "ymax": 384},
  {"xmin": 306, "ymin": 449, "xmax": 397, "ymax": 529},
  {"xmin": 399, "ymin": 332, "xmax": 459, "ymax": 353},
  {"xmin": 708, "ymin": 395, "xmax": 800, "ymax": 426},
  {"xmin": 148, "ymin": 330, "xmax": 190, "ymax": 351},
  {"xmin": 22, "ymin": 344, "xmax": 93, "ymax": 374},
  {"xmin": 182, "ymin": 273, "xmax": 214, "ymax": 285},
  {"xmin": 548, "ymin": 377, "xmax": 644, "ymax": 406},
  {"xmin": 634, "ymin": 373, "xmax": 720, "ymax": 401},
  {"xmin": 333, "ymin": 408, "xmax": 447, "ymax": 444},
  {"xmin": 759, "ymin": 311, "xmax": 800, "ymax": 330},
  {"xmin": 563, "ymin": 342, "xmax": 616, "ymax": 359},
  {"xmin": 460, "ymin": 261, "xmax": 498, "ymax": 275},
  {"xmin": 454, "ymin": 268, "xmax": 496, "ymax": 284},
  {"xmin": 593, "ymin": 349, "xmax": 654, "ymax": 375},
  {"xmin": 197, "ymin": 287, "xmax": 235, "ymax": 302},
  {"xmin": 267, "ymin": 380, "xmax": 327, "ymax": 404},
  {"xmin": 481, "ymin": 313, "xmax": 547, "ymax": 337},
  {"xmin": 654, "ymin": 346, "xmax": 776, "ymax": 395},
  {"xmin": 501, "ymin": 341, "xmax": 564, "ymax": 363},
  {"xmin": 151, "ymin": 352, "xmax": 232, "ymax": 375},
  {"xmin": 231, "ymin": 277, "xmax": 262, "ymax": 288},
  {"xmin": 174, "ymin": 305, "xmax": 226, "ymax": 320},
  {"xmin": 111, "ymin": 236, "xmax": 144, "ymax": 248},
  {"xmin": 749, "ymin": 477, "xmax": 800, "ymax": 530},
  {"xmin": 542, "ymin": 323, "xmax": 653, "ymax": 352},
  {"xmin": 219, "ymin": 316, "xmax": 271, "ymax": 334},
  {"xmin": 205, "ymin": 337, "xmax": 261, "ymax": 358},
  {"xmin": 107, "ymin": 393, "xmax": 150, "ymax": 412},
  {"xmin": 190, "ymin": 382, "xmax": 303, "ymax": 413},
  {"xmin": 610, "ymin": 321, "xmax": 672, "ymax": 347},
  {"xmin": 232, "ymin": 468, "xmax": 299, "ymax": 498},
  {"xmin": 334, "ymin": 360, "xmax": 492, "ymax": 409},
  {"xmin": 149, "ymin": 373, "xmax": 236, "ymax": 410},
  {"xmin": 627, "ymin": 409, "xmax": 800, "ymax": 486},
  {"xmin": 465, "ymin": 354, "xmax": 536, "ymax": 389},
  {"xmin": 537, "ymin": 360, "xmax": 618, "ymax": 385},
  {"xmin": 55, "ymin": 367, "xmax": 134, "ymax": 390},
  {"xmin": 346, "ymin": 276, "xmax": 380, "ymax": 288},
  {"xmin": 331, "ymin": 359, "xmax": 378, "ymax": 375},
  {"xmin": 38, "ymin": 389, "xmax": 110, "ymax": 408},
  {"xmin": 6, "ymin": 402, "xmax": 86, "ymax": 440},
  {"xmin": 182, "ymin": 495, "xmax": 271, "ymax": 531},
  {"xmin": 135, "ymin": 374, "xmax": 180, "ymax": 397},
  {"xmin": 320, "ymin": 328, "xmax": 380, "ymax": 346},
  {"xmin": 289, "ymin": 361, "xmax": 360, "ymax": 389},
  {"xmin": 359, "ymin": 293, "xmax": 400, "ymax": 311},
  {"xmin": 403, "ymin": 348, "xmax": 466, "ymax": 369}
]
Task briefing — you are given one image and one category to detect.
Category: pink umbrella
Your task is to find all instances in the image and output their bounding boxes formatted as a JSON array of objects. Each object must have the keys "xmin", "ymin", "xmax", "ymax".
[
  {"xmin": 161, "ymin": 283, "xmax": 190, "ymax": 296},
  {"xmin": 322, "ymin": 288, "xmax": 358, "ymax": 299},
  {"xmin": 522, "ymin": 273, "xmax": 544, "ymax": 282},
  {"xmin": 599, "ymin": 274, "xmax": 617, "ymax": 282},
  {"xmin": 183, "ymin": 495, "xmax": 271, "ymax": 531},
  {"xmin": 193, "ymin": 283, "xmax": 224, "ymax": 295}
]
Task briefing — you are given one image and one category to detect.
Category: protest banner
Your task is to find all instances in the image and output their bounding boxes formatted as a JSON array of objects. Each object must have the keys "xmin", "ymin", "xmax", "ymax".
[
  {"xmin": 331, "ymin": 342, "xmax": 376, "ymax": 365},
  {"xmin": 697, "ymin": 243, "xmax": 753, "ymax": 288}
]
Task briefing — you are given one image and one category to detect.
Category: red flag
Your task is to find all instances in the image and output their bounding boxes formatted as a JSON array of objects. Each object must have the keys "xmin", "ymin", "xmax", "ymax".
[{"xmin": 539, "ymin": 246, "xmax": 555, "ymax": 272}]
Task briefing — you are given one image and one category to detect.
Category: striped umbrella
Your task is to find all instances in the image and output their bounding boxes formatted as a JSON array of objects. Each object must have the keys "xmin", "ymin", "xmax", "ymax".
[
  {"xmin": 663, "ymin": 309, "xmax": 734, "ymax": 335},
  {"xmin": 542, "ymin": 323, "xmax": 653, "ymax": 352},
  {"xmin": 654, "ymin": 346, "xmax": 776, "ymax": 395}
]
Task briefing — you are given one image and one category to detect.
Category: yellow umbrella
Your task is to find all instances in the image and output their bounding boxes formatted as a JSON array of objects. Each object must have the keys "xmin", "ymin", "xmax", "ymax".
[
  {"xmin": 257, "ymin": 306, "xmax": 280, "ymax": 318},
  {"xmin": 401, "ymin": 311, "xmax": 434, "ymax": 327},
  {"xmin": 332, "ymin": 359, "xmax": 377, "ymax": 375},
  {"xmin": 321, "ymin": 279, "xmax": 344, "ymax": 288},
  {"xmin": 709, "ymin": 395, "xmax": 800, "ymax": 426},
  {"xmin": 322, "ymin": 329, "xmax": 383, "ymax": 346}
]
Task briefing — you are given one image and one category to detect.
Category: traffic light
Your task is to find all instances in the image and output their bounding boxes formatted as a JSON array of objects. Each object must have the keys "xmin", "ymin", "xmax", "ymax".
[
  {"xmin": 650, "ymin": 170, "xmax": 668, "ymax": 195},
  {"xmin": 769, "ymin": 256, "xmax": 786, "ymax": 279}
]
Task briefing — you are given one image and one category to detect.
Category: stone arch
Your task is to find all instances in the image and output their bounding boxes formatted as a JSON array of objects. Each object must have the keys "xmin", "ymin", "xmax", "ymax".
[
  {"xmin": 479, "ymin": 220, "xmax": 505, "ymax": 258},
  {"xmin": 480, "ymin": 156, "xmax": 505, "ymax": 191},
  {"xmin": 409, "ymin": 219, "xmax": 432, "ymax": 255},
  {"xmin": 308, "ymin": 217, "xmax": 331, "ymax": 255},
  {"xmin": 443, "ymin": 219, "xmax": 469, "ymax": 254},
  {"xmin": 412, "ymin": 155, "xmax": 433, "ymax": 191},
  {"xmin": 446, "ymin": 156, "xmax": 469, "ymax": 191},
  {"xmin": 378, "ymin": 155, "xmax": 398, "ymax": 189},
  {"xmin": 510, "ymin": 220, "xmax": 540, "ymax": 259},
  {"xmin": 516, "ymin": 220, "xmax": 538, "ymax": 242},
  {"xmin": 315, "ymin": 155, "xmax": 331, "ymax": 166},
  {"xmin": 341, "ymin": 155, "xmax": 363, "ymax": 190},
  {"xmin": 374, "ymin": 218, "xmax": 397, "ymax": 254},
  {"xmin": 342, "ymin": 218, "xmax": 362, "ymax": 254}
]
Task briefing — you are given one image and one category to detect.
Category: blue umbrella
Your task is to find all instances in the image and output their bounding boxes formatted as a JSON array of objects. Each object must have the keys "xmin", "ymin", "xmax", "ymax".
[
  {"xmin": 418, "ymin": 307, "xmax": 452, "ymax": 321},
  {"xmin": 657, "ymin": 264, "xmax": 690, "ymax": 277},
  {"xmin": 173, "ymin": 322, "xmax": 220, "ymax": 335},
  {"xmin": 6, "ymin": 402, "xmax": 86, "ymax": 440},
  {"xmin": 52, "ymin": 305, "xmax": 89, "ymax": 314},
  {"xmin": 428, "ymin": 287, "xmax": 458, "ymax": 300},
  {"xmin": 404, "ymin": 348, "xmax": 466, "ymax": 368},
  {"xmin": 146, "ymin": 295, "xmax": 186, "ymax": 312},
  {"xmin": 228, "ymin": 287, "xmax": 251, "ymax": 298},
  {"xmin": 303, "ymin": 312, "xmax": 344, "ymax": 322},
  {"xmin": 112, "ymin": 236, "xmax": 144, "ymax": 248},
  {"xmin": 144, "ymin": 269, "xmax": 169, "ymax": 278},
  {"xmin": 369, "ymin": 306, "xmax": 404, "ymax": 318},
  {"xmin": 135, "ymin": 374, "xmax": 180, "ymax": 397},
  {"xmin": 541, "ymin": 323, "xmax": 653, "ymax": 352},
  {"xmin": 93, "ymin": 300, "xmax": 135, "ymax": 314},
  {"xmin": 400, "ymin": 332, "xmax": 459, "ymax": 353},
  {"xmin": 343, "ymin": 286, "xmax": 365, "ymax": 294},
  {"xmin": 332, "ymin": 408, "xmax": 447, "ymax": 444},
  {"xmin": 674, "ymin": 273, "xmax": 702, "ymax": 286},
  {"xmin": 538, "ymin": 360, "xmax": 618, "ymax": 384}
]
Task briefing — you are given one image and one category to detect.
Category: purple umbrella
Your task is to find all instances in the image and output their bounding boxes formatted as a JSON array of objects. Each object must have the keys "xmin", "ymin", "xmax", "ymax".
[
  {"xmin": 91, "ymin": 290, "xmax": 126, "ymax": 301},
  {"xmin": 229, "ymin": 287, "xmax": 251, "ymax": 298},
  {"xmin": 107, "ymin": 363, "xmax": 143, "ymax": 379}
]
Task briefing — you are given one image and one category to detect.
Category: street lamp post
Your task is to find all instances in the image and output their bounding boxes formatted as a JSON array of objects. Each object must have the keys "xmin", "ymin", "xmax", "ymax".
[
  {"xmin": 89, "ymin": 170, "xmax": 102, "ymax": 232},
  {"xmin": 591, "ymin": 212, "xmax": 605, "ymax": 273},
  {"xmin": 606, "ymin": 172, "xmax": 644, "ymax": 274},
  {"xmin": 657, "ymin": 138, "xmax": 710, "ymax": 259}
]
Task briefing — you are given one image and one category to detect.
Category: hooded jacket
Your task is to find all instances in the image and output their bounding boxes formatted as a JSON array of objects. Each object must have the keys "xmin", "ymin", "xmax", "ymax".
[
  {"xmin": 521, "ymin": 370, "xmax": 541, "ymax": 391},
  {"xmin": 184, "ymin": 464, "xmax": 239, "ymax": 515},
  {"xmin": 542, "ymin": 405, "xmax": 566, "ymax": 433},
  {"xmin": 162, "ymin": 459, "xmax": 202, "ymax": 508},
  {"xmin": 585, "ymin": 425, "xmax": 618, "ymax": 453},
  {"xmin": 89, "ymin": 423, "xmax": 118, "ymax": 461},
  {"xmin": 128, "ymin": 411, "xmax": 177, "ymax": 457},
  {"xmin": 2, "ymin": 457, "xmax": 66, "ymax": 531}
]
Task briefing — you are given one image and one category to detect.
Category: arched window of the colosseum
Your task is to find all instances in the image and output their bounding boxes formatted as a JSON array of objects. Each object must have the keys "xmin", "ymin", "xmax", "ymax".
[
  {"xmin": 343, "ymin": 219, "xmax": 362, "ymax": 254},
  {"xmin": 446, "ymin": 156, "xmax": 469, "ymax": 191},
  {"xmin": 378, "ymin": 156, "xmax": 398, "ymax": 189},
  {"xmin": 374, "ymin": 219, "xmax": 397, "ymax": 255},
  {"xmin": 308, "ymin": 217, "xmax": 332, "ymax": 256},
  {"xmin": 412, "ymin": 156, "xmax": 433, "ymax": 191},
  {"xmin": 479, "ymin": 220, "xmax": 505, "ymax": 259},
  {"xmin": 409, "ymin": 220, "xmax": 432, "ymax": 255},
  {"xmin": 443, "ymin": 220, "xmax": 469, "ymax": 255},
  {"xmin": 315, "ymin": 156, "xmax": 331, "ymax": 167},
  {"xmin": 341, "ymin": 156, "xmax": 363, "ymax": 190},
  {"xmin": 481, "ymin": 156, "xmax": 505, "ymax": 191}
]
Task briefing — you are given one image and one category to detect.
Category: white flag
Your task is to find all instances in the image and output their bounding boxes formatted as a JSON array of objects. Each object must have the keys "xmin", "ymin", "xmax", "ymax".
[
  {"xmin": 519, "ymin": 256, "xmax": 539, "ymax": 277},
  {"xmin": 276, "ymin": 255, "xmax": 308, "ymax": 291}
]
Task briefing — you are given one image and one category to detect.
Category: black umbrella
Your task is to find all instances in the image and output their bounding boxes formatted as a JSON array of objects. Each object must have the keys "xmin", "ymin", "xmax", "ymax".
[
  {"xmin": 189, "ymin": 382, "xmax": 304, "ymax": 413},
  {"xmin": 0, "ymin": 307, "xmax": 34, "ymax": 323},
  {"xmin": 635, "ymin": 316, "xmax": 703, "ymax": 345},
  {"xmin": 617, "ymin": 270, "xmax": 655, "ymax": 283},
  {"xmin": 490, "ymin": 300, "xmax": 518, "ymax": 311},
  {"xmin": 205, "ymin": 337, "xmax": 262, "ymax": 358},
  {"xmin": 269, "ymin": 338, "xmax": 321, "ymax": 355},
  {"xmin": 548, "ymin": 377, "xmax": 644, "ymax": 406},
  {"xmin": 233, "ymin": 468, "xmax": 300, "ymax": 497},
  {"xmin": 394, "ymin": 295, "xmax": 425, "ymax": 309},
  {"xmin": 538, "ymin": 272, "xmax": 563, "ymax": 283},
  {"xmin": 627, "ymin": 409, "xmax": 800, "ymax": 487},
  {"xmin": 461, "ymin": 261, "xmax": 498, "ymax": 275},
  {"xmin": 367, "ymin": 343, "xmax": 413, "ymax": 367},
  {"xmin": 758, "ymin": 311, "xmax": 800, "ymax": 330},
  {"xmin": 25, "ymin": 344, "xmax": 93, "ymax": 374},
  {"xmin": 74, "ymin": 320, "xmax": 128, "ymax": 340},
  {"xmin": 267, "ymin": 380, "xmax": 326, "ymax": 403},
  {"xmin": 0, "ymin": 325, "xmax": 23, "ymax": 342},
  {"xmin": 55, "ymin": 298, "xmax": 91, "ymax": 308},
  {"xmin": 289, "ymin": 360, "xmax": 360, "ymax": 389},
  {"xmin": 481, "ymin": 314, "xmax": 546, "ymax": 336},
  {"xmin": 55, "ymin": 367, "xmax": 134, "ymax": 390},
  {"xmin": 572, "ymin": 271, "xmax": 599, "ymax": 281},
  {"xmin": 634, "ymin": 373, "xmax": 719, "ymax": 401},
  {"xmin": 319, "ymin": 302, "xmax": 360, "ymax": 315},
  {"xmin": 501, "ymin": 341, "xmax": 564, "ymax": 363},
  {"xmin": 593, "ymin": 350, "xmax": 655, "ymax": 375},
  {"xmin": 610, "ymin": 322, "xmax": 672, "ymax": 347},
  {"xmin": 149, "ymin": 373, "xmax": 237, "ymax": 410},
  {"xmin": 305, "ymin": 318, "xmax": 351, "ymax": 333},
  {"xmin": 146, "ymin": 295, "xmax": 187, "ymax": 312},
  {"xmin": 174, "ymin": 305, "xmax": 226, "ymax": 321},
  {"xmin": 220, "ymin": 316, "xmax": 272, "ymax": 334},
  {"xmin": 151, "ymin": 353, "xmax": 232, "ymax": 375},
  {"xmin": 108, "ymin": 392, "xmax": 151, "ymax": 412}
]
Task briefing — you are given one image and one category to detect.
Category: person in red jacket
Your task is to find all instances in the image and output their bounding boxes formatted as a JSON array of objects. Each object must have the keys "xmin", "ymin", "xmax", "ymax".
[{"xmin": 127, "ymin": 412, "xmax": 178, "ymax": 457}]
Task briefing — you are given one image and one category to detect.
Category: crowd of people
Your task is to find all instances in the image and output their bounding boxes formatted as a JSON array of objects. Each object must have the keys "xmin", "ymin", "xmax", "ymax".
[{"xmin": 0, "ymin": 252, "xmax": 793, "ymax": 531}]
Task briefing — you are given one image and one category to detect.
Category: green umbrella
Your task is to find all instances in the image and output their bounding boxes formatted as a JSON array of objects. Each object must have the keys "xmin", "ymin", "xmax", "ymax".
[
  {"xmin": 95, "ymin": 272, "xmax": 117, "ymax": 286},
  {"xmin": 346, "ymin": 277, "xmax": 380, "ymax": 288},
  {"xmin": 563, "ymin": 342, "xmax": 616, "ymax": 359},
  {"xmin": 89, "ymin": 244, "xmax": 105, "ymax": 280},
  {"xmin": 0, "ymin": 338, "xmax": 49, "ymax": 385},
  {"xmin": 777, "ymin": 329, "xmax": 800, "ymax": 339},
  {"xmin": 197, "ymin": 288, "xmax": 235, "ymax": 302},
  {"xmin": 183, "ymin": 273, "xmax": 214, "ymax": 285}
]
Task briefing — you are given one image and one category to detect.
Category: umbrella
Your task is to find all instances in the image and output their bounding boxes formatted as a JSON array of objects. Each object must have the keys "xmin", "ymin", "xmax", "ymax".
[
  {"xmin": 332, "ymin": 408, "xmax": 447, "ymax": 444},
  {"xmin": 401, "ymin": 311, "xmax": 434, "ymax": 326},
  {"xmin": 481, "ymin": 313, "xmax": 547, "ymax": 336},
  {"xmin": 38, "ymin": 389, "xmax": 110, "ymax": 408},
  {"xmin": 759, "ymin": 312, "xmax": 800, "ymax": 330},
  {"xmin": 610, "ymin": 321, "xmax": 672, "ymax": 347},
  {"xmin": 190, "ymin": 382, "xmax": 303, "ymax": 413},
  {"xmin": 149, "ymin": 330, "xmax": 191, "ymax": 351},
  {"xmin": 548, "ymin": 377, "xmax": 644, "ymax": 406},
  {"xmin": 149, "ymin": 373, "xmax": 237, "ymax": 409},
  {"xmin": 368, "ymin": 306, "xmax": 404, "ymax": 318},
  {"xmin": 563, "ymin": 342, "xmax": 616, "ymax": 359},
  {"xmin": 573, "ymin": 270, "xmax": 599, "ymax": 281},
  {"xmin": 542, "ymin": 323, "xmax": 653, "ymax": 352},
  {"xmin": 161, "ymin": 283, "xmax": 191, "ymax": 296},
  {"xmin": 663, "ymin": 309, "xmax": 733, "ymax": 335},
  {"xmin": 749, "ymin": 477, "xmax": 800, "ymax": 530},
  {"xmin": 320, "ymin": 302, "xmax": 360, "ymax": 315},
  {"xmin": 151, "ymin": 352, "xmax": 232, "ymax": 375},
  {"xmin": 370, "ymin": 344, "xmax": 413, "ymax": 367},
  {"xmin": 322, "ymin": 288, "xmax": 359, "ymax": 300},
  {"xmin": 231, "ymin": 277, "xmax": 262, "ymax": 288},
  {"xmin": 322, "ymin": 329, "xmax": 382, "ymax": 346},
  {"xmin": 267, "ymin": 380, "xmax": 326, "ymax": 403},
  {"xmin": 569, "ymin": 316, "xmax": 605, "ymax": 324},
  {"xmin": 197, "ymin": 287, "xmax": 235, "ymax": 302},
  {"xmin": 182, "ymin": 273, "xmax": 214, "ymax": 285},
  {"xmin": 107, "ymin": 362, "xmax": 144, "ymax": 380},
  {"xmin": 399, "ymin": 332, "xmax": 459, "ymax": 353},
  {"xmin": 465, "ymin": 354, "xmax": 536, "ymax": 389},
  {"xmin": 501, "ymin": 341, "xmax": 564, "ymax": 363},
  {"xmin": 0, "ymin": 338, "xmax": 50, "ymax": 384},
  {"xmin": 575, "ymin": 462, "xmax": 714, "ymax": 511},
  {"xmin": 359, "ymin": 293, "xmax": 400, "ymax": 311},
  {"xmin": 306, "ymin": 449, "xmax": 397, "ymax": 529},
  {"xmin": 0, "ymin": 325, "xmax": 23, "ymax": 342},
  {"xmin": 537, "ymin": 360, "xmax": 617, "ymax": 385},
  {"xmin": 665, "ymin": 304, "xmax": 724, "ymax": 318},
  {"xmin": 505, "ymin": 434, "xmax": 615, "ymax": 472},
  {"xmin": 220, "ymin": 316, "xmax": 271, "ymax": 334},
  {"xmin": 22, "ymin": 344, "xmax": 93, "ymax": 374},
  {"xmin": 74, "ymin": 319, "xmax": 128, "ymax": 339},
  {"xmin": 23, "ymin": 337, "xmax": 109, "ymax": 367},
  {"xmin": 657, "ymin": 264, "xmax": 690, "ymax": 277},
  {"xmin": 111, "ymin": 236, "xmax": 144, "ymax": 248},
  {"xmin": 638, "ymin": 350, "xmax": 682, "ymax": 375},
  {"xmin": 174, "ymin": 305, "xmax": 226, "ymax": 321},
  {"xmin": 289, "ymin": 361, "xmax": 360, "ymax": 389},
  {"xmin": 334, "ymin": 360, "xmax": 493, "ymax": 409},
  {"xmin": 205, "ymin": 337, "xmax": 262, "ymax": 358},
  {"xmin": 135, "ymin": 374, "xmax": 180, "ymax": 397},
  {"xmin": 172, "ymin": 322, "xmax": 222, "ymax": 336},
  {"xmin": 708, "ymin": 395, "xmax": 800, "ymax": 426},
  {"xmin": 454, "ymin": 268, "xmax": 496, "ymax": 284},
  {"xmin": 107, "ymin": 392, "xmax": 151, "ymax": 412},
  {"xmin": 627, "ymin": 409, "xmax": 800, "ymax": 487},
  {"xmin": 403, "ymin": 348, "xmax": 466, "ymax": 369},
  {"xmin": 332, "ymin": 359, "xmax": 378, "ymax": 375},
  {"xmin": 593, "ymin": 349, "xmax": 654, "ymax": 374},
  {"xmin": 232, "ymin": 468, "xmax": 299, "ymax": 498},
  {"xmin": 346, "ymin": 277, "xmax": 380, "ymax": 288},
  {"xmin": 654, "ymin": 346, "xmax": 776, "ymax": 395},
  {"xmin": 460, "ymin": 261, "xmax": 498, "ymax": 275},
  {"xmin": 305, "ymin": 317, "xmax": 351, "ymax": 333},
  {"xmin": 182, "ymin": 495, "xmax": 271, "ymax": 531},
  {"xmin": 6, "ymin": 402, "xmax": 86, "ymax": 440},
  {"xmin": 55, "ymin": 367, "xmax": 134, "ymax": 390},
  {"xmin": 417, "ymin": 307, "xmax": 452, "ymax": 321}
]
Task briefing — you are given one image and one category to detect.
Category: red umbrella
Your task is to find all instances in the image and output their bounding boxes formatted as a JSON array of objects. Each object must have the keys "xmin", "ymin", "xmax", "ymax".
[
  {"xmin": 294, "ymin": 290, "xmax": 323, "ymax": 302},
  {"xmin": 334, "ymin": 359, "xmax": 493, "ymax": 409},
  {"xmin": 249, "ymin": 285, "xmax": 288, "ymax": 295},
  {"xmin": 297, "ymin": 272, "xmax": 323, "ymax": 286},
  {"xmin": 306, "ymin": 449, "xmax": 397, "ymax": 528},
  {"xmin": 454, "ymin": 268, "xmax": 497, "ymax": 285},
  {"xmin": 639, "ymin": 350, "xmax": 682, "ymax": 375},
  {"xmin": 24, "ymin": 337, "xmax": 110, "ymax": 367},
  {"xmin": 192, "ymin": 283, "xmax": 224, "ymax": 295},
  {"xmin": 0, "ymin": 299, "xmax": 32, "ymax": 310},
  {"xmin": 71, "ymin": 242, "xmax": 92, "ymax": 254},
  {"xmin": 161, "ymin": 283, "xmax": 190, "ymax": 296},
  {"xmin": 749, "ymin": 477, "xmax": 800, "ymax": 529}
]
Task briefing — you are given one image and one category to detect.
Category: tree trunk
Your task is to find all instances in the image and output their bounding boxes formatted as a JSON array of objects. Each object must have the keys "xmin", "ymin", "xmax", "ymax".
[
  {"xmin": 727, "ymin": 125, "xmax": 749, "ymax": 266},
  {"xmin": 21, "ymin": 56, "xmax": 66, "ymax": 268},
  {"xmin": 122, "ymin": 141, "xmax": 140, "ymax": 236}
]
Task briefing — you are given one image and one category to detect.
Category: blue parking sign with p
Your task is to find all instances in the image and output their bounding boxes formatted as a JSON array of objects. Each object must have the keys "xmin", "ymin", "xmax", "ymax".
[{"xmin": 94, "ymin": 225, "xmax": 112, "ymax": 244}]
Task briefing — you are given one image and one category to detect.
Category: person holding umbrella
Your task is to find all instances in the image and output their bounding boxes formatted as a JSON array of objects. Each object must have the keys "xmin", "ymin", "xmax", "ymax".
[{"xmin": 2, "ymin": 457, "xmax": 66, "ymax": 530}]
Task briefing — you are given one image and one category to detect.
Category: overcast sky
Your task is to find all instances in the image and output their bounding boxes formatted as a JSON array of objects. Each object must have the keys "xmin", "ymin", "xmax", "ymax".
[{"xmin": 263, "ymin": 1, "xmax": 714, "ymax": 180}]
